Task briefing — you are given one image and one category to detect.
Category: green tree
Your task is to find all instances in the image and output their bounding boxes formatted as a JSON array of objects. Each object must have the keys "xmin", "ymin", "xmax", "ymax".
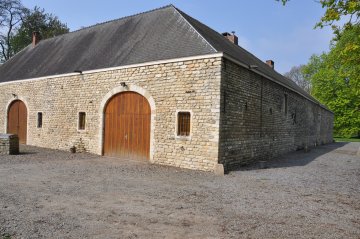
[
  {"xmin": 277, "ymin": 0, "xmax": 360, "ymax": 33},
  {"xmin": 10, "ymin": 6, "xmax": 69, "ymax": 54},
  {"xmin": 0, "ymin": 1, "xmax": 68, "ymax": 63},
  {"xmin": 303, "ymin": 25, "xmax": 360, "ymax": 137}
]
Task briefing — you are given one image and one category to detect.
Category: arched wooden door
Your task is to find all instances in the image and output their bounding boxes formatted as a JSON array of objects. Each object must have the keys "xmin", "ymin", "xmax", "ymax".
[
  {"xmin": 7, "ymin": 100, "xmax": 27, "ymax": 144},
  {"xmin": 103, "ymin": 92, "xmax": 151, "ymax": 160}
]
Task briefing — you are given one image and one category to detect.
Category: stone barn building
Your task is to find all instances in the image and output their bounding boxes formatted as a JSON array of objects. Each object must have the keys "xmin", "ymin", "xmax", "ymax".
[{"xmin": 0, "ymin": 5, "xmax": 333, "ymax": 172}]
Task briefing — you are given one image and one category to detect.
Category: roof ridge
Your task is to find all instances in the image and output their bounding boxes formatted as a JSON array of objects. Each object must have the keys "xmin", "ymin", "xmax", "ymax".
[
  {"xmin": 174, "ymin": 8, "xmax": 274, "ymax": 68},
  {"xmin": 35, "ymin": 4, "xmax": 175, "ymax": 45},
  {"xmin": 1, "ymin": 44, "xmax": 31, "ymax": 66},
  {"xmin": 71, "ymin": 4, "xmax": 174, "ymax": 34},
  {"xmin": 175, "ymin": 8, "xmax": 254, "ymax": 60},
  {"xmin": 173, "ymin": 7, "xmax": 217, "ymax": 53}
]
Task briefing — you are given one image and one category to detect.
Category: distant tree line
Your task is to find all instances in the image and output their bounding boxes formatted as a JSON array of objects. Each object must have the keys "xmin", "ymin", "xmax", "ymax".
[{"xmin": 280, "ymin": 0, "xmax": 360, "ymax": 137}]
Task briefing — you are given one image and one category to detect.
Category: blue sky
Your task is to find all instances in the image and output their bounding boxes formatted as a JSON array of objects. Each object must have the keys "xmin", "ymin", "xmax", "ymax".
[{"xmin": 21, "ymin": 0, "xmax": 334, "ymax": 74}]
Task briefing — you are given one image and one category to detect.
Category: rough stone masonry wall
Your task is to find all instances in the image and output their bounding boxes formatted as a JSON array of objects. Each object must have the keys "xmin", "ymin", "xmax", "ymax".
[
  {"xmin": 0, "ymin": 134, "xmax": 19, "ymax": 155},
  {"xmin": 0, "ymin": 57, "xmax": 222, "ymax": 171},
  {"xmin": 219, "ymin": 59, "xmax": 334, "ymax": 171}
]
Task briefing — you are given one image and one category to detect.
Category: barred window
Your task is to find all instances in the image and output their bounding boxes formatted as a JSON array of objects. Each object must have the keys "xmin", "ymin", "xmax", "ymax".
[
  {"xmin": 177, "ymin": 112, "xmax": 191, "ymax": 136},
  {"xmin": 78, "ymin": 112, "xmax": 86, "ymax": 130},
  {"xmin": 37, "ymin": 112, "xmax": 43, "ymax": 128}
]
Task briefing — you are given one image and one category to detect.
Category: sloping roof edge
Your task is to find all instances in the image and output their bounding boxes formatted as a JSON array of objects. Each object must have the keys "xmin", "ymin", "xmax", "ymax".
[
  {"xmin": 172, "ymin": 6, "xmax": 217, "ymax": 52},
  {"xmin": 41, "ymin": 4, "xmax": 178, "ymax": 45},
  {"xmin": 175, "ymin": 7, "xmax": 332, "ymax": 113},
  {"xmin": 223, "ymin": 53, "xmax": 333, "ymax": 113},
  {"xmin": 5, "ymin": 5, "xmax": 178, "ymax": 55}
]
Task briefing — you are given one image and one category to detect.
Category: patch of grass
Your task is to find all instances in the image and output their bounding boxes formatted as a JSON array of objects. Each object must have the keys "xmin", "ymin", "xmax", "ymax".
[{"xmin": 334, "ymin": 137, "xmax": 360, "ymax": 142}]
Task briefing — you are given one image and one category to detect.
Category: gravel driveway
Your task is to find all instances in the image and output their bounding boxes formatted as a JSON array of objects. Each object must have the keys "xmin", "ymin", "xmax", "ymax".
[{"xmin": 0, "ymin": 142, "xmax": 359, "ymax": 239}]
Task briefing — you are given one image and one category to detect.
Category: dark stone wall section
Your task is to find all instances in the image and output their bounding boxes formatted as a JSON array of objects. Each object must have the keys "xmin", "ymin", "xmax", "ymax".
[{"xmin": 219, "ymin": 59, "xmax": 334, "ymax": 171}]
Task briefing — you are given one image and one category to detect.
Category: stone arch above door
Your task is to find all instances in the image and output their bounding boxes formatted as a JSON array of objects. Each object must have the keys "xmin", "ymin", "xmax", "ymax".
[
  {"xmin": 99, "ymin": 84, "xmax": 156, "ymax": 161},
  {"xmin": 6, "ymin": 99, "xmax": 28, "ymax": 144}
]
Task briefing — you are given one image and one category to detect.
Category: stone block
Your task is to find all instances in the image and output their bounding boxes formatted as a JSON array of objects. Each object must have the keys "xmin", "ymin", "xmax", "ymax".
[
  {"xmin": 0, "ymin": 134, "xmax": 19, "ymax": 155},
  {"xmin": 214, "ymin": 163, "xmax": 224, "ymax": 176}
]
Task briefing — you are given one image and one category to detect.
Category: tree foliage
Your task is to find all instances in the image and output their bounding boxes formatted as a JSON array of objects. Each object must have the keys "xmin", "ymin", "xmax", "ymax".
[
  {"xmin": 303, "ymin": 25, "xmax": 360, "ymax": 137},
  {"xmin": 0, "ymin": 0, "xmax": 25, "ymax": 62},
  {"xmin": 11, "ymin": 6, "xmax": 69, "ymax": 54},
  {"xmin": 0, "ymin": 1, "xmax": 68, "ymax": 63},
  {"xmin": 277, "ymin": 0, "xmax": 360, "ymax": 33},
  {"xmin": 284, "ymin": 65, "xmax": 311, "ymax": 93}
]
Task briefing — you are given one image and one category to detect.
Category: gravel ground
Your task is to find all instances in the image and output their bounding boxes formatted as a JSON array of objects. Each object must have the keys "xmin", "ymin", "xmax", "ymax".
[{"xmin": 0, "ymin": 142, "xmax": 359, "ymax": 239}]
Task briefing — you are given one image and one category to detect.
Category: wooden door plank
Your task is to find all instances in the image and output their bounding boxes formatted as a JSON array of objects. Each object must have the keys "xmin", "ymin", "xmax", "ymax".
[
  {"xmin": 103, "ymin": 92, "xmax": 151, "ymax": 160},
  {"xmin": 18, "ymin": 101, "xmax": 27, "ymax": 144},
  {"xmin": 7, "ymin": 101, "xmax": 27, "ymax": 144}
]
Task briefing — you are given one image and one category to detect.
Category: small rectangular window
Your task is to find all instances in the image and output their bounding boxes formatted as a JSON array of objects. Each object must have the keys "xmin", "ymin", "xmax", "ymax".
[
  {"xmin": 37, "ymin": 112, "xmax": 43, "ymax": 128},
  {"xmin": 284, "ymin": 94, "xmax": 288, "ymax": 115},
  {"xmin": 177, "ymin": 112, "xmax": 191, "ymax": 136},
  {"xmin": 78, "ymin": 112, "xmax": 86, "ymax": 130}
]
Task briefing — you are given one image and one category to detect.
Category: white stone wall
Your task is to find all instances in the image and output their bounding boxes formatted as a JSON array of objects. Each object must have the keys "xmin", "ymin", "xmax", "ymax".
[{"xmin": 0, "ymin": 57, "xmax": 222, "ymax": 171}]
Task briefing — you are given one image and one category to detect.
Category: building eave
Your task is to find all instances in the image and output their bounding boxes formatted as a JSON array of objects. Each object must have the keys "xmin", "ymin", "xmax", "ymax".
[
  {"xmin": 222, "ymin": 53, "xmax": 333, "ymax": 114},
  {"xmin": 0, "ymin": 52, "xmax": 223, "ymax": 86}
]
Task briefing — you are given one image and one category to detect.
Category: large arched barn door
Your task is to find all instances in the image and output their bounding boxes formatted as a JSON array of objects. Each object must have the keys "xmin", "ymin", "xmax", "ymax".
[
  {"xmin": 7, "ymin": 100, "xmax": 27, "ymax": 144},
  {"xmin": 103, "ymin": 92, "xmax": 151, "ymax": 160}
]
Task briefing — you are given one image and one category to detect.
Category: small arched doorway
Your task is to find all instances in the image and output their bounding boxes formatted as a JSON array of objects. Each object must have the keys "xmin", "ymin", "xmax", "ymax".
[
  {"xmin": 103, "ymin": 91, "xmax": 151, "ymax": 160},
  {"xmin": 7, "ymin": 100, "xmax": 28, "ymax": 144}
]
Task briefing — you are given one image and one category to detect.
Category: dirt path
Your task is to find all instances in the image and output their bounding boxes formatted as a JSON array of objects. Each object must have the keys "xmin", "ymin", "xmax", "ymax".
[{"xmin": 1, "ymin": 143, "xmax": 359, "ymax": 238}]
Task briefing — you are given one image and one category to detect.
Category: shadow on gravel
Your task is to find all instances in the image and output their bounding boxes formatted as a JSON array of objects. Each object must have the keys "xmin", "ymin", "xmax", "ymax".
[
  {"xmin": 234, "ymin": 142, "xmax": 349, "ymax": 171},
  {"xmin": 17, "ymin": 151, "xmax": 38, "ymax": 155},
  {"xmin": 13, "ymin": 144, "xmax": 39, "ymax": 156},
  {"xmin": 17, "ymin": 145, "xmax": 38, "ymax": 155}
]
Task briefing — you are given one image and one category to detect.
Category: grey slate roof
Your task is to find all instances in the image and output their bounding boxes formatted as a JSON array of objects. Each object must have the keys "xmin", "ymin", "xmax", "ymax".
[
  {"xmin": 0, "ymin": 5, "xmax": 215, "ymax": 83},
  {"xmin": 0, "ymin": 4, "xmax": 319, "ymax": 105}
]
